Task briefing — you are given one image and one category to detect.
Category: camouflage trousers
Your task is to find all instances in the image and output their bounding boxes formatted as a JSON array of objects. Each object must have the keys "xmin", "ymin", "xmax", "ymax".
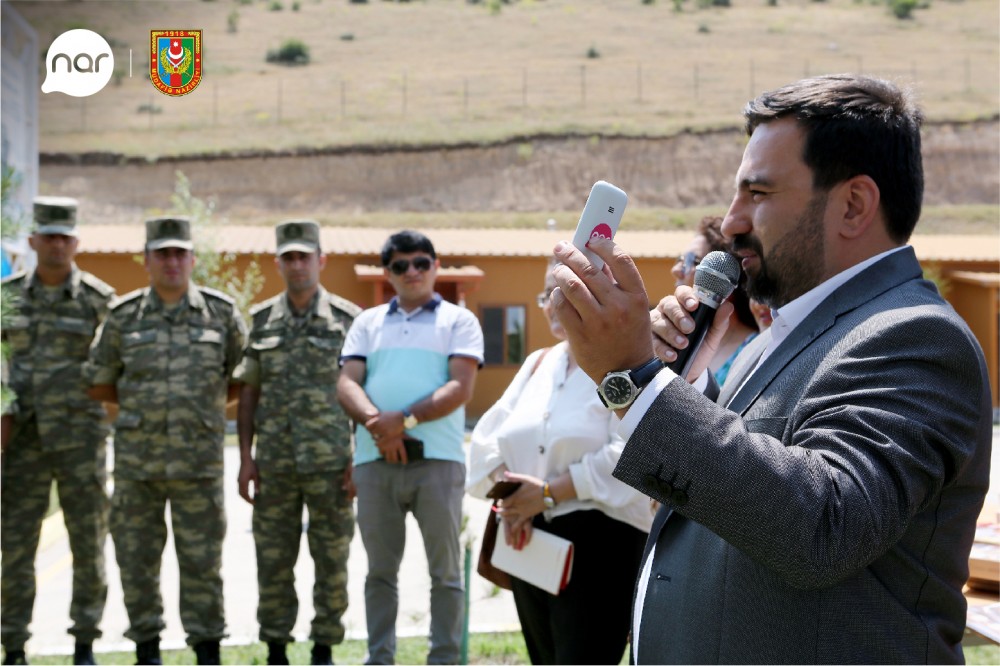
[
  {"xmin": 0, "ymin": 423, "xmax": 109, "ymax": 652},
  {"xmin": 110, "ymin": 477, "xmax": 226, "ymax": 646},
  {"xmin": 253, "ymin": 468, "xmax": 354, "ymax": 645}
]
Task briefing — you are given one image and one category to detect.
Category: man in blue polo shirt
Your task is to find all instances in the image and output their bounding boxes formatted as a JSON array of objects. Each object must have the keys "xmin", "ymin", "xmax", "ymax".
[{"xmin": 338, "ymin": 230, "xmax": 483, "ymax": 665}]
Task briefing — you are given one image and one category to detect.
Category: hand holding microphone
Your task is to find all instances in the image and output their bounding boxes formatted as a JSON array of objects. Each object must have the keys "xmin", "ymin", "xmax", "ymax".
[{"xmin": 652, "ymin": 251, "xmax": 741, "ymax": 382}]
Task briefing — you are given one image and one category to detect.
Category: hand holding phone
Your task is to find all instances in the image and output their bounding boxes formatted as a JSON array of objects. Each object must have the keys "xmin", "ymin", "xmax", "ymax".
[{"xmin": 570, "ymin": 180, "xmax": 628, "ymax": 270}]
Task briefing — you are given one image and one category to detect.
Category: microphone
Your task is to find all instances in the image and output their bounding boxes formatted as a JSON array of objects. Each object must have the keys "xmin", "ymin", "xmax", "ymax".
[{"xmin": 666, "ymin": 250, "xmax": 742, "ymax": 378}]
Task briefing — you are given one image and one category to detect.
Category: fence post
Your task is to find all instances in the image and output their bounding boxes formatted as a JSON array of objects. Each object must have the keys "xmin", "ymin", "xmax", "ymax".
[{"xmin": 277, "ymin": 77, "xmax": 282, "ymax": 124}]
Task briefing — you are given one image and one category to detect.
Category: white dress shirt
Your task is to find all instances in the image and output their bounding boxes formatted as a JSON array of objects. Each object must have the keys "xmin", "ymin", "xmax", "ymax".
[{"xmin": 467, "ymin": 341, "xmax": 653, "ymax": 533}]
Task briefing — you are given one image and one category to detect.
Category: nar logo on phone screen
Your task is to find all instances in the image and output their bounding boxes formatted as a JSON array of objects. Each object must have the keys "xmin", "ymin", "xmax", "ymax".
[
  {"xmin": 585, "ymin": 223, "xmax": 614, "ymax": 248},
  {"xmin": 41, "ymin": 29, "xmax": 114, "ymax": 97}
]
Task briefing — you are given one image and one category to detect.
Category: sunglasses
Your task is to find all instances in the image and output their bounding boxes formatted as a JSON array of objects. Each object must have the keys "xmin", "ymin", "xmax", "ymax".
[{"xmin": 388, "ymin": 256, "xmax": 433, "ymax": 276}]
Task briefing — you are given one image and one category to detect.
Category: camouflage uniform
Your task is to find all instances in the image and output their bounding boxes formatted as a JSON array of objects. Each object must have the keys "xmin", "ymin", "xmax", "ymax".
[
  {"xmin": 234, "ymin": 221, "xmax": 359, "ymax": 647},
  {"xmin": 1, "ymin": 200, "xmax": 114, "ymax": 656},
  {"xmin": 85, "ymin": 218, "xmax": 247, "ymax": 647}
]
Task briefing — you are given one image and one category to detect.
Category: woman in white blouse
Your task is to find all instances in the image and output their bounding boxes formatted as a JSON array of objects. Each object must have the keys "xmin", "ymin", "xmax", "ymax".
[{"xmin": 466, "ymin": 262, "xmax": 653, "ymax": 665}]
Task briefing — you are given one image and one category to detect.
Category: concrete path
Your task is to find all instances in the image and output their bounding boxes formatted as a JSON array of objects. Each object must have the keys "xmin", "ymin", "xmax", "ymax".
[
  {"xmin": 25, "ymin": 446, "xmax": 520, "ymax": 657},
  {"xmin": 23, "ymin": 426, "xmax": 1000, "ymax": 657}
]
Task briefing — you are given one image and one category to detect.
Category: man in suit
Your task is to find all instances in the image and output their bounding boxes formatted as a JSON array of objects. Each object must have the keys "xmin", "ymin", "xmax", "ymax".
[{"xmin": 549, "ymin": 74, "xmax": 992, "ymax": 663}]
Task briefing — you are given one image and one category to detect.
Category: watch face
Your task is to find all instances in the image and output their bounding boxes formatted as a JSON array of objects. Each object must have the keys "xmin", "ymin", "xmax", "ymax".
[{"xmin": 602, "ymin": 375, "xmax": 634, "ymax": 406}]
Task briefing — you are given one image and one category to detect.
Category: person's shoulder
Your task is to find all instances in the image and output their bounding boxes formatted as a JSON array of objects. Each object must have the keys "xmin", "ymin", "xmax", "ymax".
[
  {"xmin": 109, "ymin": 287, "xmax": 145, "ymax": 313},
  {"xmin": 324, "ymin": 292, "xmax": 363, "ymax": 319},
  {"xmin": 196, "ymin": 285, "xmax": 237, "ymax": 306},
  {"xmin": 354, "ymin": 302, "xmax": 388, "ymax": 323},
  {"xmin": 248, "ymin": 295, "xmax": 280, "ymax": 327},
  {"xmin": 249, "ymin": 294, "xmax": 280, "ymax": 317},
  {"xmin": 79, "ymin": 271, "xmax": 116, "ymax": 299}
]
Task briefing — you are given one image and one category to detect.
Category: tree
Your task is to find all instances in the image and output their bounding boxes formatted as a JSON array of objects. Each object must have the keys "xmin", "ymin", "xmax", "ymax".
[{"xmin": 168, "ymin": 171, "xmax": 264, "ymax": 320}]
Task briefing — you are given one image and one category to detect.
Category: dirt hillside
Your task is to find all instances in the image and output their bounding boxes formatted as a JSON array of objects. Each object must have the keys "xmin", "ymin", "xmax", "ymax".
[{"xmin": 39, "ymin": 119, "xmax": 999, "ymax": 226}]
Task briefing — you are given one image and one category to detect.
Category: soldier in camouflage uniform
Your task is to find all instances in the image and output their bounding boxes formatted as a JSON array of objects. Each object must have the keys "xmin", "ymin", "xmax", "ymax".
[
  {"xmin": 85, "ymin": 218, "xmax": 246, "ymax": 666},
  {"xmin": 234, "ymin": 221, "xmax": 359, "ymax": 666},
  {"xmin": 1, "ymin": 198, "xmax": 115, "ymax": 666}
]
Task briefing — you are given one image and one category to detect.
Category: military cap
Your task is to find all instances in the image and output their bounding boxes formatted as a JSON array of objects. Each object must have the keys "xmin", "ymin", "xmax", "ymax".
[
  {"xmin": 145, "ymin": 217, "xmax": 194, "ymax": 251},
  {"xmin": 33, "ymin": 196, "xmax": 79, "ymax": 236},
  {"xmin": 276, "ymin": 220, "xmax": 320, "ymax": 255}
]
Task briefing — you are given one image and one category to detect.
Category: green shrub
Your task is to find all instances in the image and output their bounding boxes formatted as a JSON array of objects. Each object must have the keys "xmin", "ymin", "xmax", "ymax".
[
  {"xmin": 889, "ymin": 0, "xmax": 918, "ymax": 18},
  {"xmin": 266, "ymin": 38, "xmax": 310, "ymax": 65},
  {"xmin": 269, "ymin": 0, "xmax": 284, "ymax": 10}
]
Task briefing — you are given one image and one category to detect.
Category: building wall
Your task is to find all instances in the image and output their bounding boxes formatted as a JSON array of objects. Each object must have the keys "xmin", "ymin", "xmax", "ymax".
[{"xmin": 75, "ymin": 250, "xmax": 999, "ymax": 415}]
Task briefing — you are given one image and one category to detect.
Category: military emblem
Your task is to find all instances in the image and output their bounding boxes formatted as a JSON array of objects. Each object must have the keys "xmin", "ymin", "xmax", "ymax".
[{"xmin": 150, "ymin": 30, "xmax": 203, "ymax": 96}]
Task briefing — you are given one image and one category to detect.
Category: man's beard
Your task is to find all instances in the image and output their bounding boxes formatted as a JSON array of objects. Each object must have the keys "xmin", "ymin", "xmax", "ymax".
[{"xmin": 731, "ymin": 192, "xmax": 828, "ymax": 309}]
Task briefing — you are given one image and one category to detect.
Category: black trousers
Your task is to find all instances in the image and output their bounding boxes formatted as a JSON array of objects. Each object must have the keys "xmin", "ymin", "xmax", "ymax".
[{"xmin": 511, "ymin": 509, "xmax": 647, "ymax": 665}]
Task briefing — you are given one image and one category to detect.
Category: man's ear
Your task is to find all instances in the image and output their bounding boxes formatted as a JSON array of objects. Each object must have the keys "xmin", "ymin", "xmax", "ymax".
[{"xmin": 838, "ymin": 174, "xmax": 881, "ymax": 240}]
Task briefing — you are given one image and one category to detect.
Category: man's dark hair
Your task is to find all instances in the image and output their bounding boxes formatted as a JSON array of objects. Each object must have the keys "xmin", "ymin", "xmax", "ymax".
[
  {"xmin": 743, "ymin": 74, "xmax": 924, "ymax": 243},
  {"xmin": 380, "ymin": 230, "xmax": 437, "ymax": 266}
]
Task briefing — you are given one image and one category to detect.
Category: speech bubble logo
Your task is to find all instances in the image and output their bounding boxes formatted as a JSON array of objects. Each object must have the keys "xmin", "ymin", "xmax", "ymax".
[
  {"xmin": 41, "ymin": 29, "xmax": 114, "ymax": 97},
  {"xmin": 586, "ymin": 223, "xmax": 614, "ymax": 247}
]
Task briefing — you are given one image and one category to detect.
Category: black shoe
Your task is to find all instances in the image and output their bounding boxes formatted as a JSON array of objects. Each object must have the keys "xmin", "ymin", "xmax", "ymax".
[
  {"xmin": 135, "ymin": 639, "xmax": 161, "ymax": 666},
  {"xmin": 266, "ymin": 642, "xmax": 289, "ymax": 666},
  {"xmin": 310, "ymin": 643, "xmax": 333, "ymax": 666},
  {"xmin": 194, "ymin": 640, "xmax": 220, "ymax": 665},
  {"xmin": 1, "ymin": 650, "xmax": 27, "ymax": 666},
  {"xmin": 73, "ymin": 643, "xmax": 96, "ymax": 666}
]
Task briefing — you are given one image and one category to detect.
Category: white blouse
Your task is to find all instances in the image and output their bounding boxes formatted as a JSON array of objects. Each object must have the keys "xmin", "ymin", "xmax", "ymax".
[{"xmin": 466, "ymin": 342, "xmax": 653, "ymax": 533}]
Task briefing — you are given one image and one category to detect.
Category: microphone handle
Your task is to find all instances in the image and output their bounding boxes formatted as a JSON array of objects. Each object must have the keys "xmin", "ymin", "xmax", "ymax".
[{"xmin": 666, "ymin": 301, "xmax": 718, "ymax": 379}]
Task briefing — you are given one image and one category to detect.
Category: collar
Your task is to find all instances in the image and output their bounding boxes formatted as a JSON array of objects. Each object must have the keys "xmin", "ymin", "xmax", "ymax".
[
  {"xmin": 767, "ymin": 246, "xmax": 907, "ymax": 356},
  {"xmin": 387, "ymin": 292, "xmax": 442, "ymax": 315},
  {"xmin": 137, "ymin": 283, "xmax": 204, "ymax": 319},
  {"xmin": 269, "ymin": 287, "xmax": 330, "ymax": 324},
  {"xmin": 26, "ymin": 263, "xmax": 81, "ymax": 299}
]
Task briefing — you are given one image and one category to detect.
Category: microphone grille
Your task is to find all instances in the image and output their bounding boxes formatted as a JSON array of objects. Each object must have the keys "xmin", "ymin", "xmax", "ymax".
[{"xmin": 694, "ymin": 250, "xmax": 741, "ymax": 299}]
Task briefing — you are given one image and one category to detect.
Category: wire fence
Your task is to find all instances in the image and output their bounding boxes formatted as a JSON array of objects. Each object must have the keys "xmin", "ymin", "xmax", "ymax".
[{"xmin": 40, "ymin": 51, "xmax": 998, "ymax": 140}]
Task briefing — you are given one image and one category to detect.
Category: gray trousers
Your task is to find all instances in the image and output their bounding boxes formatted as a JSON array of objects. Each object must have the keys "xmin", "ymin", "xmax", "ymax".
[{"xmin": 353, "ymin": 459, "xmax": 465, "ymax": 665}]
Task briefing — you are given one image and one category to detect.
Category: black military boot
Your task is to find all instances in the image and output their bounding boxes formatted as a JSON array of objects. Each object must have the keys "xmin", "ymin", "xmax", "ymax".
[
  {"xmin": 193, "ymin": 640, "xmax": 220, "ymax": 665},
  {"xmin": 310, "ymin": 643, "xmax": 333, "ymax": 666},
  {"xmin": 73, "ymin": 642, "xmax": 96, "ymax": 665},
  {"xmin": 1, "ymin": 649, "xmax": 27, "ymax": 665},
  {"xmin": 135, "ymin": 639, "xmax": 162, "ymax": 665},
  {"xmin": 266, "ymin": 642, "xmax": 289, "ymax": 666}
]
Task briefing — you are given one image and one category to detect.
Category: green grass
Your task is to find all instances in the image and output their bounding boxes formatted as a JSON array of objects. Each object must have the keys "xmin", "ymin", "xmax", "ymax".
[
  {"xmin": 24, "ymin": 633, "xmax": 998, "ymax": 664},
  {"xmin": 28, "ymin": 631, "xmax": 531, "ymax": 665}
]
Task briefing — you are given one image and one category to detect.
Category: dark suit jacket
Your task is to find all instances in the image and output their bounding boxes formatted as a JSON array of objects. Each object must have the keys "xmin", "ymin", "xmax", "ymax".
[{"xmin": 614, "ymin": 248, "xmax": 992, "ymax": 664}]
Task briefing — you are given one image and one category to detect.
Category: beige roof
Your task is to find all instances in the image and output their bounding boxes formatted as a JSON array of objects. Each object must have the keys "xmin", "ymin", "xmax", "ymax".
[{"xmin": 75, "ymin": 224, "xmax": 1000, "ymax": 263}]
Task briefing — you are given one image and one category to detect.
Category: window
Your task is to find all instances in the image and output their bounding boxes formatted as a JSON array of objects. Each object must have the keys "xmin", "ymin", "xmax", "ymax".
[{"xmin": 481, "ymin": 305, "xmax": 526, "ymax": 366}]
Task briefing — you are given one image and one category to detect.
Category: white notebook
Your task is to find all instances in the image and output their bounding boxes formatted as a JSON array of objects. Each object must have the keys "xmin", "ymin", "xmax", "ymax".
[{"xmin": 491, "ymin": 526, "xmax": 574, "ymax": 595}]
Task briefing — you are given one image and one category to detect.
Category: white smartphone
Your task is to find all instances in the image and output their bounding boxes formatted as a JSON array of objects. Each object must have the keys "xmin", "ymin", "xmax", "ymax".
[{"xmin": 570, "ymin": 180, "xmax": 628, "ymax": 270}]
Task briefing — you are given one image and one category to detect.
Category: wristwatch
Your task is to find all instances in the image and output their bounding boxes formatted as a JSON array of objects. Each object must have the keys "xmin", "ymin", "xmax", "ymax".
[
  {"xmin": 402, "ymin": 408, "xmax": 419, "ymax": 430},
  {"xmin": 597, "ymin": 357, "xmax": 664, "ymax": 410},
  {"xmin": 542, "ymin": 482, "xmax": 556, "ymax": 510}
]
